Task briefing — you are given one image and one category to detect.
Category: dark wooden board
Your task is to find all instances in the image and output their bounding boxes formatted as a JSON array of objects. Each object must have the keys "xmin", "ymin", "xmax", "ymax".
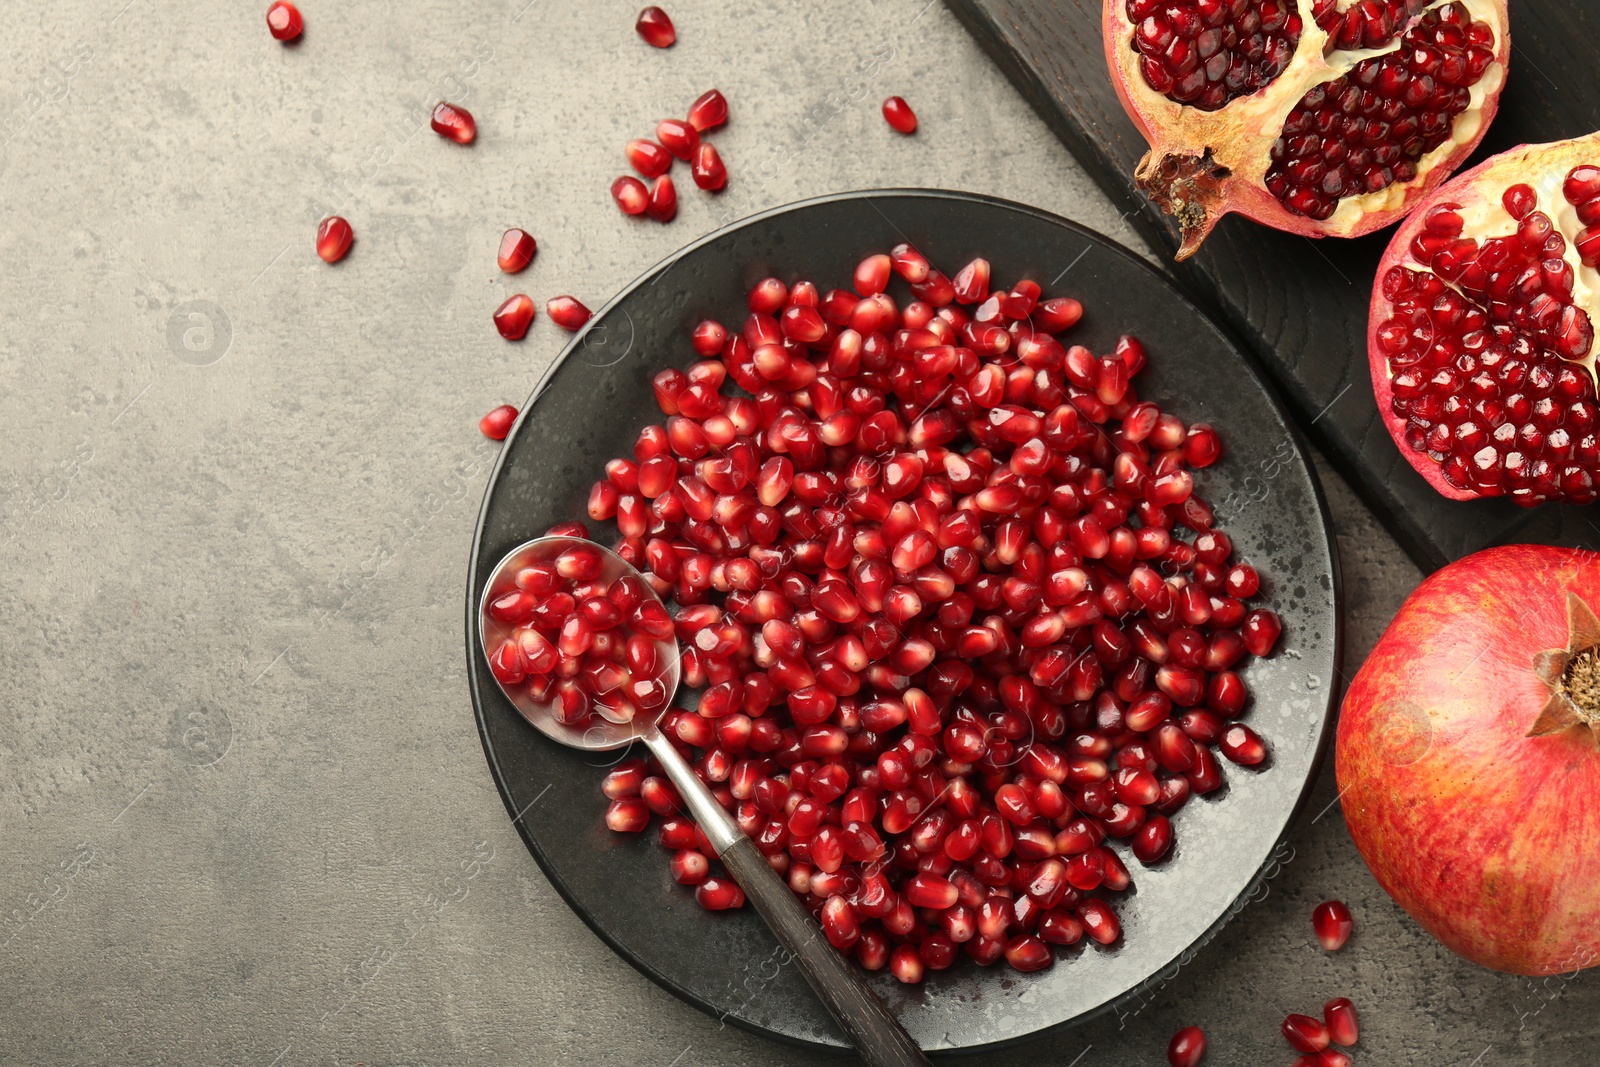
[{"xmin": 946, "ymin": 0, "xmax": 1600, "ymax": 571}]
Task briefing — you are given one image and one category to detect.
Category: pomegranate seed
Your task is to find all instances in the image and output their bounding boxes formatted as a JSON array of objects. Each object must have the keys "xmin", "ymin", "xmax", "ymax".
[
  {"xmin": 882, "ymin": 96, "xmax": 917, "ymax": 135},
  {"xmin": 1313, "ymin": 899, "xmax": 1353, "ymax": 950},
  {"xmin": 547, "ymin": 296, "xmax": 592, "ymax": 332},
  {"xmin": 670, "ymin": 849, "xmax": 709, "ymax": 885},
  {"xmin": 692, "ymin": 143, "xmax": 728, "ymax": 192},
  {"xmin": 1220, "ymin": 724, "xmax": 1266, "ymax": 765},
  {"xmin": 1078, "ymin": 898, "xmax": 1120, "ymax": 944},
  {"xmin": 265, "ymin": 1, "xmax": 303, "ymax": 41},
  {"xmin": 656, "ymin": 118, "xmax": 700, "ymax": 161},
  {"xmin": 889, "ymin": 943, "xmax": 925, "ymax": 983},
  {"xmin": 1283, "ymin": 1014, "xmax": 1331, "ymax": 1054},
  {"xmin": 695, "ymin": 877, "xmax": 745, "ymax": 910},
  {"xmin": 1003, "ymin": 935, "xmax": 1052, "ymax": 972},
  {"xmin": 479, "ymin": 404, "xmax": 517, "ymax": 441},
  {"xmin": 315, "ymin": 216, "xmax": 353, "ymax": 263},
  {"xmin": 1293, "ymin": 1054, "xmax": 1350, "ymax": 1067},
  {"xmin": 635, "ymin": 6, "xmax": 676, "ymax": 48},
  {"xmin": 648, "ymin": 175, "xmax": 678, "ymax": 222},
  {"xmin": 612, "ymin": 176, "xmax": 650, "ymax": 216},
  {"xmin": 1324, "ymin": 997, "xmax": 1359, "ymax": 1046},
  {"xmin": 606, "ymin": 798, "xmax": 650, "ymax": 833},
  {"xmin": 498, "ymin": 229, "xmax": 537, "ymax": 273},
  {"xmin": 626, "ymin": 139, "xmax": 673, "ymax": 179},
  {"xmin": 493, "ymin": 294, "xmax": 536, "ymax": 340},
  {"xmin": 1167, "ymin": 1026, "xmax": 1206, "ymax": 1067},
  {"xmin": 430, "ymin": 102, "xmax": 476, "ymax": 145},
  {"xmin": 688, "ymin": 89, "xmax": 728, "ymax": 132}
]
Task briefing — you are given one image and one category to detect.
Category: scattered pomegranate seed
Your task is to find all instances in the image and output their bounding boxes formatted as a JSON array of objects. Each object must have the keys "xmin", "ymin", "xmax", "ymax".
[
  {"xmin": 547, "ymin": 296, "xmax": 592, "ymax": 332},
  {"xmin": 889, "ymin": 944, "xmax": 924, "ymax": 984},
  {"xmin": 1283, "ymin": 1013, "xmax": 1331, "ymax": 1054},
  {"xmin": 670, "ymin": 849, "xmax": 709, "ymax": 885},
  {"xmin": 1292, "ymin": 1053, "xmax": 1350, "ymax": 1067},
  {"xmin": 493, "ymin": 294, "xmax": 536, "ymax": 340},
  {"xmin": 479, "ymin": 404, "xmax": 517, "ymax": 441},
  {"xmin": 694, "ymin": 877, "xmax": 745, "ymax": 910},
  {"xmin": 1324, "ymin": 997, "xmax": 1359, "ymax": 1046},
  {"xmin": 656, "ymin": 118, "xmax": 700, "ymax": 162},
  {"xmin": 882, "ymin": 96, "xmax": 918, "ymax": 134},
  {"xmin": 626, "ymin": 139, "xmax": 673, "ymax": 179},
  {"xmin": 315, "ymin": 216, "xmax": 353, "ymax": 263},
  {"xmin": 635, "ymin": 6, "xmax": 676, "ymax": 48},
  {"xmin": 430, "ymin": 102, "xmax": 476, "ymax": 144},
  {"xmin": 1313, "ymin": 899, "xmax": 1353, "ymax": 950},
  {"xmin": 687, "ymin": 88, "xmax": 728, "ymax": 132},
  {"xmin": 606, "ymin": 797, "xmax": 650, "ymax": 833},
  {"xmin": 648, "ymin": 175, "xmax": 678, "ymax": 222},
  {"xmin": 1167, "ymin": 1025, "xmax": 1206, "ymax": 1067},
  {"xmin": 265, "ymin": 1, "xmax": 303, "ymax": 41},
  {"xmin": 692, "ymin": 143, "xmax": 727, "ymax": 192},
  {"xmin": 498, "ymin": 229, "xmax": 537, "ymax": 274},
  {"xmin": 612, "ymin": 176, "xmax": 650, "ymax": 216}
]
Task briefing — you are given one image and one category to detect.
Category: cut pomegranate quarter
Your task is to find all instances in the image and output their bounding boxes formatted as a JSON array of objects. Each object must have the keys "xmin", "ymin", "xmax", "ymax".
[
  {"xmin": 1370, "ymin": 131, "xmax": 1600, "ymax": 506},
  {"xmin": 477, "ymin": 536, "xmax": 932, "ymax": 1067},
  {"xmin": 1104, "ymin": 0, "xmax": 1510, "ymax": 258}
]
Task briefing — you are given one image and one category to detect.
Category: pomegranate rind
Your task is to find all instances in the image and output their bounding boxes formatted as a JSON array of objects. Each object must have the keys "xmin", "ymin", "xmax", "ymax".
[
  {"xmin": 1338, "ymin": 544, "xmax": 1600, "ymax": 976},
  {"xmin": 1368, "ymin": 131, "xmax": 1600, "ymax": 502},
  {"xmin": 1103, "ymin": 0, "xmax": 1510, "ymax": 259}
]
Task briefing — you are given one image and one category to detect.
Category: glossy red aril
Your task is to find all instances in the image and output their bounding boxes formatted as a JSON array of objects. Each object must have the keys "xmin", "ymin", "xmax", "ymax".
[
  {"xmin": 648, "ymin": 175, "xmax": 678, "ymax": 222},
  {"xmin": 479, "ymin": 404, "xmax": 517, "ymax": 441},
  {"xmin": 656, "ymin": 119, "xmax": 700, "ymax": 161},
  {"xmin": 612, "ymin": 176, "xmax": 650, "ymax": 216},
  {"xmin": 1324, "ymin": 997, "xmax": 1359, "ymax": 1046},
  {"xmin": 547, "ymin": 296, "xmax": 592, "ymax": 332},
  {"xmin": 1283, "ymin": 1013, "xmax": 1331, "ymax": 1054},
  {"xmin": 635, "ymin": 6, "xmax": 676, "ymax": 48},
  {"xmin": 695, "ymin": 877, "xmax": 745, "ymax": 910},
  {"xmin": 498, "ymin": 229, "xmax": 537, "ymax": 273},
  {"xmin": 688, "ymin": 89, "xmax": 729, "ymax": 132},
  {"xmin": 494, "ymin": 294, "xmax": 536, "ymax": 340},
  {"xmin": 626, "ymin": 139, "xmax": 673, "ymax": 179},
  {"xmin": 431, "ymin": 102, "xmax": 476, "ymax": 144},
  {"xmin": 1105, "ymin": 0, "xmax": 1510, "ymax": 258},
  {"xmin": 882, "ymin": 96, "xmax": 917, "ymax": 135},
  {"xmin": 266, "ymin": 2, "xmax": 302, "ymax": 41},
  {"xmin": 1313, "ymin": 899, "xmax": 1353, "ymax": 950},
  {"xmin": 1293, "ymin": 1054, "xmax": 1350, "ymax": 1067},
  {"xmin": 1167, "ymin": 1025, "xmax": 1206, "ymax": 1067},
  {"xmin": 316, "ymin": 216, "xmax": 352, "ymax": 263},
  {"xmin": 1369, "ymin": 132, "xmax": 1600, "ymax": 506},
  {"xmin": 692, "ymin": 143, "xmax": 727, "ymax": 191}
]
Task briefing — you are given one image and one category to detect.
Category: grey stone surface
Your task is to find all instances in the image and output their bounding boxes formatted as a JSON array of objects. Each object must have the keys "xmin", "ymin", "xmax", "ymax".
[{"xmin": 0, "ymin": 1, "xmax": 1593, "ymax": 1064}]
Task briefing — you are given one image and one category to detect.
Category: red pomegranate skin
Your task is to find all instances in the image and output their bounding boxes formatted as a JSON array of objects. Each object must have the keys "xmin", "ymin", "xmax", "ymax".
[{"xmin": 1338, "ymin": 544, "xmax": 1600, "ymax": 975}]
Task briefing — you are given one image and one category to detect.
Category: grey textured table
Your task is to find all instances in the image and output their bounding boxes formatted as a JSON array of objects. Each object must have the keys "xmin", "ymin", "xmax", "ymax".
[{"xmin": 0, "ymin": 1, "xmax": 1593, "ymax": 1064}]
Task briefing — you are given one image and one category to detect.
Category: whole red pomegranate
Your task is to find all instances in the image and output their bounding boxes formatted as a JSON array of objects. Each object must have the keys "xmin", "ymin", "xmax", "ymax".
[
  {"xmin": 1338, "ymin": 544, "xmax": 1600, "ymax": 975},
  {"xmin": 1103, "ymin": 0, "xmax": 1509, "ymax": 258},
  {"xmin": 1370, "ymin": 131, "xmax": 1600, "ymax": 506}
]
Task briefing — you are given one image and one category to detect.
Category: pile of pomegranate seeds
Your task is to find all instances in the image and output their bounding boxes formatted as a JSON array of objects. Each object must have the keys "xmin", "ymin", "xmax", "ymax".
[
  {"xmin": 1277, "ymin": 997, "xmax": 1359, "ymax": 1065},
  {"xmin": 882, "ymin": 96, "xmax": 918, "ymax": 135},
  {"xmin": 1312, "ymin": 898, "xmax": 1352, "ymax": 950},
  {"xmin": 635, "ymin": 6, "xmax": 676, "ymax": 48},
  {"xmin": 1266, "ymin": 3, "xmax": 1497, "ymax": 220},
  {"xmin": 514, "ymin": 248, "xmax": 1287, "ymax": 982},
  {"xmin": 430, "ymin": 101, "xmax": 477, "ymax": 145},
  {"xmin": 498, "ymin": 229, "xmax": 538, "ymax": 274},
  {"xmin": 615, "ymin": 90, "xmax": 729, "ymax": 220},
  {"xmin": 266, "ymin": 1, "xmax": 303, "ymax": 42},
  {"xmin": 1379, "ymin": 165, "xmax": 1600, "ymax": 504},
  {"xmin": 485, "ymin": 542, "xmax": 678, "ymax": 727},
  {"xmin": 480, "ymin": 404, "xmax": 518, "ymax": 442},
  {"xmin": 316, "ymin": 216, "xmax": 353, "ymax": 263},
  {"xmin": 494, "ymin": 294, "xmax": 536, "ymax": 340},
  {"xmin": 1166, "ymin": 1024, "xmax": 1206, "ymax": 1067}
]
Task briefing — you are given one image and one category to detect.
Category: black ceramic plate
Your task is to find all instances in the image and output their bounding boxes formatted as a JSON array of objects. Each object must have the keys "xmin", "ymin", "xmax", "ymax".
[{"xmin": 466, "ymin": 190, "xmax": 1342, "ymax": 1054}]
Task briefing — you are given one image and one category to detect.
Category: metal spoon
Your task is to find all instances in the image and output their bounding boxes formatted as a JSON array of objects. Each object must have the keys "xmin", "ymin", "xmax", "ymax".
[{"xmin": 478, "ymin": 536, "xmax": 931, "ymax": 1067}]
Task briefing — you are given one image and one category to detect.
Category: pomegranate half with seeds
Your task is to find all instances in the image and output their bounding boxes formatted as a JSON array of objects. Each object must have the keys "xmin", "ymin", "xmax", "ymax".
[
  {"xmin": 1370, "ymin": 131, "xmax": 1600, "ymax": 505},
  {"xmin": 1104, "ymin": 0, "xmax": 1509, "ymax": 258},
  {"xmin": 1338, "ymin": 544, "xmax": 1600, "ymax": 975}
]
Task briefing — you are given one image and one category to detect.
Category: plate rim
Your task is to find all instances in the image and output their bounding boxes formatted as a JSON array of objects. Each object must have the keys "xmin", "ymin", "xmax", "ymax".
[{"xmin": 465, "ymin": 186, "xmax": 1346, "ymax": 1055}]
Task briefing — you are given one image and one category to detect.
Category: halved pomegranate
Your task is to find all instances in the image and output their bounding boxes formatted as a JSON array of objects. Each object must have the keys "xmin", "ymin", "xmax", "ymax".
[
  {"xmin": 1104, "ymin": 0, "xmax": 1509, "ymax": 258},
  {"xmin": 1370, "ymin": 132, "xmax": 1600, "ymax": 506}
]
